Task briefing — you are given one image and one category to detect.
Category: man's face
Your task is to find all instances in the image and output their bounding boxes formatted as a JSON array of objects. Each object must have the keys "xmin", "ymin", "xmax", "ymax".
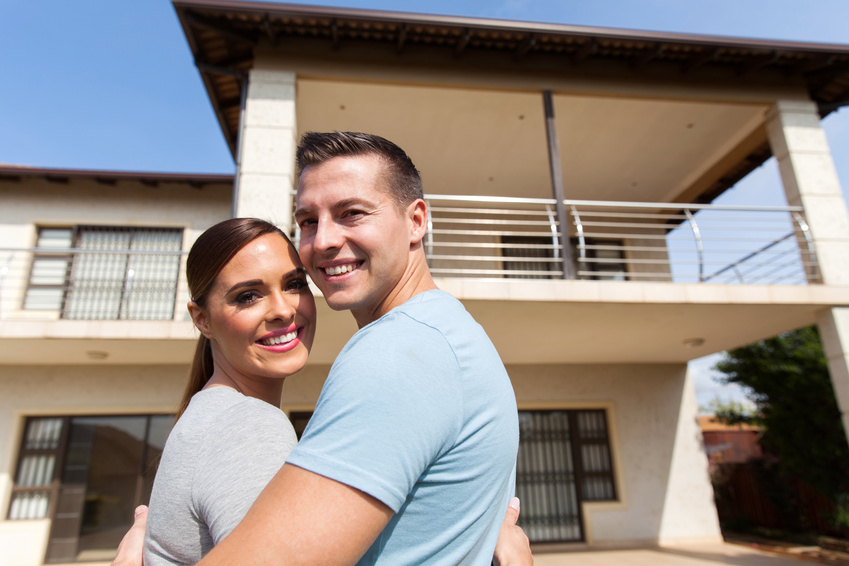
[{"xmin": 294, "ymin": 154, "xmax": 415, "ymax": 325}]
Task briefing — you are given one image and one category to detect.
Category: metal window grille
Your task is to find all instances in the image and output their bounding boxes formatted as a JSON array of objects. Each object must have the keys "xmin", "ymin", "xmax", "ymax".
[
  {"xmin": 7, "ymin": 417, "xmax": 66, "ymax": 520},
  {"xmin": 574, "ymin": 410, "xmax": 617, "ymax": 501},
  {"xmin": 501, "ymin": 236, "xmax": 560, "ymax": 279},
  {"xmin": 23, "ymin": 226, "xmax": 183, "ymax": 320},
  {"xmin": 516, "ymin": 410, "xmax": 616, "ymax": 543},
  {"xmin": 23, "ymin": 229, "xmax": 73, "ymax": 311},
  {"xmin": 501, "ymin": 236, "xmax": 627, "ymax": 280}
]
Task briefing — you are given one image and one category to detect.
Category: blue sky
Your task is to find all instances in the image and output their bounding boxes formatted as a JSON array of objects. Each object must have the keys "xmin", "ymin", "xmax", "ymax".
[{"xmin": 3, "ymin": 0, "xmax": 849, "ymax": 407}]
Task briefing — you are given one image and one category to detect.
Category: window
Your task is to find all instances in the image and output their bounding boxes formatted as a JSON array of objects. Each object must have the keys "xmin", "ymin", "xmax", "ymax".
[
  {"xmin": 23, "ymin": 229, "xmax": 73, "ymax": 311},
  {"xmin": 8, "ymin": 414, "xmax": 174, "ymax": 563},
  {"xmin": 501, "ymin": 235, "xmax": 561, "ymax": 279},
  {"xmin": 24, "ymin": 226, "xmax": 183, "ymax": 320},
  {"xmin": 572, "ymin": 239, "xmax": 628, "ymax": 281},
  {"xmin": 501, "ymin": 236, "xmax": 627, "ymax": 280},
  {"xmin": 516, "ymin": 409, "xmax": 616, "ymax": 543}
]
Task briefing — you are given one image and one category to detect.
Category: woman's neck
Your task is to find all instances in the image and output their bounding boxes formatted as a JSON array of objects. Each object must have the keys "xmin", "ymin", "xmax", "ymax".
[{"xmin": 204, "ymin": 367, "xmax": 284, "ymax": 408}]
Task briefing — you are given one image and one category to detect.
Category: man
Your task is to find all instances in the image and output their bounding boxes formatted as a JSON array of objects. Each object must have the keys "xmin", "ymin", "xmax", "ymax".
[{"xmin": 116, "ymin": 132, "xmax": 522, "ymax": 565}]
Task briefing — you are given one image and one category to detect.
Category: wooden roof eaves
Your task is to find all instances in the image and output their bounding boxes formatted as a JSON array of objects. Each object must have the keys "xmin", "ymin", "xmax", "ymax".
[
  {"xmin": 0, "ymin": 165, "xmax": 235, "ymax": 187},
  {"xmin": 171, "ymin": 0, "xmax": 849, "ymax": 165}
]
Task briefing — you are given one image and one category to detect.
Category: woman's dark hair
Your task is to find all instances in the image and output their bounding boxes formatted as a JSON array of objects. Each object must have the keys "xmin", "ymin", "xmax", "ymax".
[{"xmin": 176, "ymin": 218, "xmax": 291, "ymax": 420}]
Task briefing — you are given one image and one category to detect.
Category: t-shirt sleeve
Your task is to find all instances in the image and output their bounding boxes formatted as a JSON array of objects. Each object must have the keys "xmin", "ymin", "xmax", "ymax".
[
  {"xmin": 192, "ymin": 400, "xmax": 298, "ymax": 544},
  {"xmin": 286, "ymin": 313, "xmax": 464, "ymax": 512}
]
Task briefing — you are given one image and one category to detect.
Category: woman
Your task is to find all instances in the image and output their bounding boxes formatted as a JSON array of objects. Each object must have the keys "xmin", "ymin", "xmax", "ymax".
[
  {"xmin": 144, "ymin": 218, "xmax": 316, "ymax": 565},
  {"xmin": 140, "ymin": 218, "xmax": 530, "ymax": 566}
]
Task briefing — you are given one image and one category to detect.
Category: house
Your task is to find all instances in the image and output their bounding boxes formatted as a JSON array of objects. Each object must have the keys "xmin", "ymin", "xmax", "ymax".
[
  {"xmin": 699, "ymin": 416, "xmax": 763, "ymax": 466},
  {"xmin": 2, "ymin": 1, "xmax": 849, "ymax": 564}
]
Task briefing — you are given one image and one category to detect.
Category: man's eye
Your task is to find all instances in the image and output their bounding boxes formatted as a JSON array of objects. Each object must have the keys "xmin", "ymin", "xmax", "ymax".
[
  {"xmin": 286, "ymin": 279, "xmax": 309, "ymax": 292},
  {"xmin": 298, "ymin": 218, "xmax": 317, "ymax": 229}
]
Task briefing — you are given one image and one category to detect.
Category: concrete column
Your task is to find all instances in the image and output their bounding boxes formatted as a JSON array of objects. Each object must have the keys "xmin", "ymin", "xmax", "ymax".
[
  {"xmin": 765, "ymin": 100, "xmax": 849, "ymax": 285},
  {"xmin": 766, "ymin": 100, "xmax": 849, "ymax": 441},
  {"xmin": 233, "ymin": 69, "xmax": 298, "ymax": 231},
  {"xmin": 817, "ymin": 308, "xmax": 849, "ymax": 439}
]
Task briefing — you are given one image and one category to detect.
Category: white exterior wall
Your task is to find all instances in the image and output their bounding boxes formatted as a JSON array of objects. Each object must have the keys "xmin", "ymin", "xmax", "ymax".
[{"xmin": 511, "ymin": 363, "xmax": 721, "ymax": 547}]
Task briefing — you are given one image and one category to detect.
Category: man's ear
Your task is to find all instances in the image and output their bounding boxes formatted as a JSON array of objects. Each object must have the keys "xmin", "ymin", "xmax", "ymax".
[
  {"xmin": 407, "ymin": 199, "xmax": 428, "ymax": 245},
  {"xmin": 187, "ymin": 301, "xmax": 213, "ymax": 339}
]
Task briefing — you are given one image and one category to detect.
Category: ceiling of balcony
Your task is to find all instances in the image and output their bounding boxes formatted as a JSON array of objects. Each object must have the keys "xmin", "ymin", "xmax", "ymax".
[
  {"xmin": 296, "ymin": 79, "xmax": 769, "ymax": 204},
  {"xmin": 174, "ymin": 0, "xmax": 849, "ymax": 205}
]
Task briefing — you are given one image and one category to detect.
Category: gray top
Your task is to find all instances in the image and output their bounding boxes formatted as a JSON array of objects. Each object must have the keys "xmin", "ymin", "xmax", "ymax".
[{"xmin": 144, "ymin": 387, "xmax": 297, "ymax": 566}]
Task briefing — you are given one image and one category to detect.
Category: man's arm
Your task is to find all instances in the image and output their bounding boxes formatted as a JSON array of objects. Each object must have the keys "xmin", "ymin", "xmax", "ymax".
[{"xmin": 198, "ymin": 463, "xmax": 393, "ymax": 566}]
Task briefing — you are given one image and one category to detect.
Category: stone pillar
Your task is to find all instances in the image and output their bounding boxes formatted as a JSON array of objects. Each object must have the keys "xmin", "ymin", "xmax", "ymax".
[
  {"xmin": 765, "ymin": 100, "xmax": 849, "ymax": 439},
  {"xmin": 233, "ymin": 69, "xmax": 298, "ymax": 232},
  {"xmin": 818, "ymin": 308, "xmax": 849, "ymax": 438}
]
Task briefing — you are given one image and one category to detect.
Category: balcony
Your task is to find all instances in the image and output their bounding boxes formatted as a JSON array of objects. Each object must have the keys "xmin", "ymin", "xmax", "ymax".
[
  {"xmin": 0, "ymin": 197, "xmax": 823, "ymax": 323},
  {"xmin": 0, "ymin": 197, "xmax": 836, "ymax": 366}
]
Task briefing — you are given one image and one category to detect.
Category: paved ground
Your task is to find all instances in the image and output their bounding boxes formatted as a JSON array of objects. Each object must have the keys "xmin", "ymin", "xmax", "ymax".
[
  {"xmin": 533, "ymin": 542, "xmax": 816, "ymax": 565},
  {"xmin": 57, "ymin": 540, "xmax": 849, "ymax": 566}
]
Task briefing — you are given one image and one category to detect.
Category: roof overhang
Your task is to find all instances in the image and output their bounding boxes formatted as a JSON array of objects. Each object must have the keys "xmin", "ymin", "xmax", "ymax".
[
  {"xmin": 0, "ymin": 164, "xmax": 234, "ymax": 187},
  {"xmin": 173, "ymin": 0, "xmax": 849, "ymax": 151}
]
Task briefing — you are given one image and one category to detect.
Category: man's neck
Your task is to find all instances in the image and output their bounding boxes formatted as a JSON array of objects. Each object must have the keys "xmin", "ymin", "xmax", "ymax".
[{"xmin": 352, "ymin": 259, "xmax": 437, "ymax": 328}]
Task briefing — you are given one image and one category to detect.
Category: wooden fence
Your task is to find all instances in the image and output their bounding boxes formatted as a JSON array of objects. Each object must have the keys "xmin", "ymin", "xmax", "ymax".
[{"xmin": 713, "ymin": 462, "xmax": 844, "ymax": 537}]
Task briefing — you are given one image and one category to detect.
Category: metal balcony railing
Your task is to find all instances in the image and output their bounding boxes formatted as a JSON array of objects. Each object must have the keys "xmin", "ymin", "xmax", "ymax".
[
  {"xmin": 0, "ymin": 197, "xmax": 821, "ymax": 321},
  {"xmin": 422, "ymin": 195, "xmax": 819, "ymax": 285}
]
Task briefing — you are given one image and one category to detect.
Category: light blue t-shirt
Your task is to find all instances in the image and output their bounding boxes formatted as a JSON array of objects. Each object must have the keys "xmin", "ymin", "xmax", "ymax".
[{"xmin": 287, "ymin": 290, "xmax": 519, "ymax": 565}]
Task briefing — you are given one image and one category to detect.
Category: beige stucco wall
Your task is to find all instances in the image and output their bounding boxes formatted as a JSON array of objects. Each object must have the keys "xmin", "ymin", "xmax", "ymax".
[
  {"xmin": 0, "ymin": 361, "xmax": 328, "ymax": 566},
  {"xmin": 0, "ymin": 360, "xmax": 717, "ymax": 563},
  {"xmin": 511, "ymin": 363, "xmax": 721, "ymax": 547},
  {"xmin": 0, "ymin": 365, "xmax": 185, "ymax": 566},
  {"xmin": 0, "ymin": 177, "xmax": 232, "ymax": 240}
]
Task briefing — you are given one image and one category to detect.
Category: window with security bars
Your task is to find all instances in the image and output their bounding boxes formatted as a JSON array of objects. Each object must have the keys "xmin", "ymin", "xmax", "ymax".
[
  {"xmin": 516, "ymin": 409, "xmax": 616, "ymax": 543},
  {"xmin": 24, "ymin": 226, "xmax": 183, "ymax": 320},
  {"xmin": 7, "ymin": 417, "xmax": 65, "ymax": 521},
  {"xmin": 501, "ymin": 236, "xmax": 626, "ymax": 280},
  {"xmin": 501, "ymin": 235, "xmax": 560, "ymax": 279},
  {"xmin": 8, "ymin": 414, "xmax": 173, "ymax": 562}
]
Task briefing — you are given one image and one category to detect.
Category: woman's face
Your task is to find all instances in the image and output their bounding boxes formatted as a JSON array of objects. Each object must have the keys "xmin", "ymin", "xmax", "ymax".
[{"xmin": 194, "ymin": 233, "xmax": 316, "ymax": 385}]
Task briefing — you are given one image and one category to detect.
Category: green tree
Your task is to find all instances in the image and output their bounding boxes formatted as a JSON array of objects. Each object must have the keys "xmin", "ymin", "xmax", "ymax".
[{"xmin": 714, "ymin": 326, "xmax": 849, "ymax": 501}]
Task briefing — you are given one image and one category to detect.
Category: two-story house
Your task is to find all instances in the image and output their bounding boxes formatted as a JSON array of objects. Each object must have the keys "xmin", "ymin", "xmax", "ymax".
[{"xmin": 2, "ymin": 1, "xmax": 849, "ymax": 564}]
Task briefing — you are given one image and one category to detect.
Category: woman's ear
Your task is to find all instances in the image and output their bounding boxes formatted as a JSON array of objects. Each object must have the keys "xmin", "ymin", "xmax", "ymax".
[{"xmin": 187, "ymin": 301, "xmax": 213, "ymax": 339}]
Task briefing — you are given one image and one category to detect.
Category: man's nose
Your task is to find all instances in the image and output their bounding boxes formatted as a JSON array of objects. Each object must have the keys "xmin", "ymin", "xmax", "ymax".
[{"xmin": 313, "ymin": 220, "xmax": 343, "ymax": 251}]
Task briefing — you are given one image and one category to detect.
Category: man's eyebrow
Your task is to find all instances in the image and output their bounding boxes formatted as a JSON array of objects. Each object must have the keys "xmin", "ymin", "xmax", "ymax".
[
  {"xmin": 285, "ymin": 267, "xmax": 308, "ymax": 279},
  {"xmin": 295, "ymin": 197, "xmax": 376, "ymax": 219}
]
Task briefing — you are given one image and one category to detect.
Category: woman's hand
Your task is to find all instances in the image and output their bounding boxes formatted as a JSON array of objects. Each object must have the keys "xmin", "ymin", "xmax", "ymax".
[
  {"xmin": 493, "ymin": 497, "xmax": 533, "ymax": 566},
  {"xmin": 111, "ymin": 505, "xmax": 148, "ymax": 566}
]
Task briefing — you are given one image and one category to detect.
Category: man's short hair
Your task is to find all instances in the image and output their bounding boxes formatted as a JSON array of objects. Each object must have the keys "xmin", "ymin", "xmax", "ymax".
[{"xmin": 296, "ymin": 131, "xmax": 424, "ymax": 207}]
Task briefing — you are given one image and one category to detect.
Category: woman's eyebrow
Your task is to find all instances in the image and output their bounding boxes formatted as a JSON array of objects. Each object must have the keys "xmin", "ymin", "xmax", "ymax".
[{"xmin": 226, "ymin": 279, "xmax": 263, "ymax": 295}]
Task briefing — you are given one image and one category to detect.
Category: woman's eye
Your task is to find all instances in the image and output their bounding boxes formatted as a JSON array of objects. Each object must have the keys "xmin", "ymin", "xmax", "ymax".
[{"xmin": 236, "ymin": 291, "xmax": 260, "ymax": 304}]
